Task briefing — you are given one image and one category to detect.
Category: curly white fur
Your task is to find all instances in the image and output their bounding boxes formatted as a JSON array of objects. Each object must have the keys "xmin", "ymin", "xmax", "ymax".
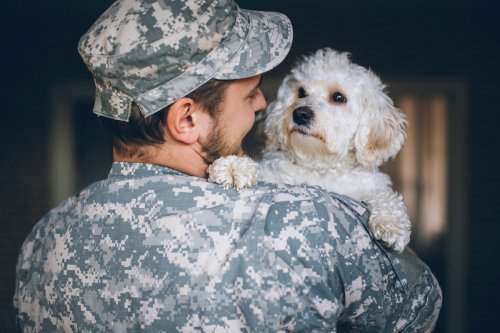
[
  {"xmin": 207, "ymin": 155, "xmax": 259, "ymax": 190},
  {"xmin": 209, "ymin": 48, "xmax": 411, "ymax": 252}
]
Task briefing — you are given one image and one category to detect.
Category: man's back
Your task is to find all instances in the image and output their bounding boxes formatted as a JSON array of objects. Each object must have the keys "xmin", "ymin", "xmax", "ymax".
[{"xmin": 14, "ymin": 162, "xmax": 441, "ymax": 332}]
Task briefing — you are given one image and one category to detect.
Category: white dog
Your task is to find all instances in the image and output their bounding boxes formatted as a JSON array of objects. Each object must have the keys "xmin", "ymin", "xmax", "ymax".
[{"xmin": 208, "ymin": 48, "xmax": 411, "ymax": 252}]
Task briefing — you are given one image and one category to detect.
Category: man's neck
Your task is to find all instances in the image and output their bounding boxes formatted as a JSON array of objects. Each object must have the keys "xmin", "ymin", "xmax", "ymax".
[{"xmin": 113, "ymin": 143, "xmax": 209, "ymax": 178}]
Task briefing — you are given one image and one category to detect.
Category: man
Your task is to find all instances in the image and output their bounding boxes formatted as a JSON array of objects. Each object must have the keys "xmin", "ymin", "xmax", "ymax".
[{"xmin": 14, "ymin": 0, "xmax": 442, "ymax": 332}]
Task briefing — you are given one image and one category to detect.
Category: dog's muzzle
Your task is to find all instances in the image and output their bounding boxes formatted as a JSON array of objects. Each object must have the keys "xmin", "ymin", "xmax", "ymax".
[{"xmin": 293, "ymin": 106, "xmax": 314, "ymax": 126}]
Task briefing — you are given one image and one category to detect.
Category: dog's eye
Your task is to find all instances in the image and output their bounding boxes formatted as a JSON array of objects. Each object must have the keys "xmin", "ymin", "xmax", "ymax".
[
  {"xmin": 298, "ymin": 87, "xmax": 307, "ymax": 99},
  {"xmin": 331, "ymin": 92, "xmax": 347, "ymax": 103}
]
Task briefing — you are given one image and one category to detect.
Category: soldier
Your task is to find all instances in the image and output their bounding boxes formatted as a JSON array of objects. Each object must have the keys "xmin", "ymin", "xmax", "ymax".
[{"xmin": 14, "ymin": 0, "xmax": 442, "ymax": 332}]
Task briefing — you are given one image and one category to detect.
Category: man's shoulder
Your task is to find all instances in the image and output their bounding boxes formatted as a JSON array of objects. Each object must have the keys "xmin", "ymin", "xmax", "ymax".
[
  {"xmin": 101, "ymin": 162, "xmax": 338, "ymax": 205},
  {"xmin": 99, "ymin": 167, "xmax": 336, "ymax": 207},
  {"xmin": 257, "ymin": 181, "xmax": 369, "ymax": 221},
  {"xmin": 253, "ymin": 181, "xmax": 336, "ymax": 204}
]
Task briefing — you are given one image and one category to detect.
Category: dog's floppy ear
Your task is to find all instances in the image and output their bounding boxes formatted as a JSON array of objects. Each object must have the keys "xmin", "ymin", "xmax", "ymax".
[{"xmin": 354, "ymin": 85, "xmax": 407, "ymax": 167}]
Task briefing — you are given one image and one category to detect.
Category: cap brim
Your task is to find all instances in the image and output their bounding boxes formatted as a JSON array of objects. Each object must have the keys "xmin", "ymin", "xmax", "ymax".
[{"xmin": 213, "ymin": 9, "xmax": 293, "ymax": 80}]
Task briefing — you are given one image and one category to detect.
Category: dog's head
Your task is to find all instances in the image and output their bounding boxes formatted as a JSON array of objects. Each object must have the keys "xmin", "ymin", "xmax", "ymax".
[{"xmin": 264, "ymin": 48, "xmax": 407, "ymax": 168}]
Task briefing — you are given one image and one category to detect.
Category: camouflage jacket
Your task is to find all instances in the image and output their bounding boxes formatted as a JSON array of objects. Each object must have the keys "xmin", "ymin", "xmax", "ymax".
[{"xmin": 14, "ymin": 162, "xmax": 441, "ymax": 332}]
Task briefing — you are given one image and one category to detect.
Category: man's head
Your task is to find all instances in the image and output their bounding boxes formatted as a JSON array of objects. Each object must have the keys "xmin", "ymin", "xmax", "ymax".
[
  {"xmin": 99, "ymin": 78, "xmax": 232, "ymax": 160},
  {"xmin": 78, "ymin": 0, "xmax": 291, "ymax": 171},
  {"xmin": 101, "ymin": 74, "xmax": 265, "ymax": 163}
]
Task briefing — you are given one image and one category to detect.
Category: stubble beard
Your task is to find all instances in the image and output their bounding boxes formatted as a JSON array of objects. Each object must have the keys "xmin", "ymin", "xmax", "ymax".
[{"xmin": 201, "ymin": 122, "xmax": 243, "ymax": 164}]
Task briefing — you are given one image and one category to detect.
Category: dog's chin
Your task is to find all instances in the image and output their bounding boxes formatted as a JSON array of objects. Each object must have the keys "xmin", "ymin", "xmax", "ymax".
[
  {"xmin": 290, "ymin": 128, "xmax": 326, "ymax": 144},
  {"xmin": 287, "ymin": 129, "xmax": 336, "ymax": 162}
]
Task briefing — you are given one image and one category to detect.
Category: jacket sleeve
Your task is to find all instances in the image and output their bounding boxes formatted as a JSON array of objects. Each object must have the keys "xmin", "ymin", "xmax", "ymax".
[{"xmin": 259, "ymin": 185, "xmax": 346, "ymax": 332}]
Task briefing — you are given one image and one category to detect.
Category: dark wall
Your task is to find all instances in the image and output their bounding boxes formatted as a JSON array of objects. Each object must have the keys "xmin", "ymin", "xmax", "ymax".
[
  {"xmin": 1, "ymin": 0, "xmax": 498, "ymax": 332},
  {"xmin": 464, "ymin": 2, "xmax": 500, "ymax": 331}
]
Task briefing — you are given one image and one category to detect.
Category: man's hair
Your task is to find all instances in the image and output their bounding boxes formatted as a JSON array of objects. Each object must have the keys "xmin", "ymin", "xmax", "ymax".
[{"xmin": 100, "ymin": 79, "xmax": 232, "ymax": 158}]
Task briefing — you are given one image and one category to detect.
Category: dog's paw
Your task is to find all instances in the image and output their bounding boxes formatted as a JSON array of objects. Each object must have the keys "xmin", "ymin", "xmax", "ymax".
[
  {"xmin": 207, "ymin": 155, "xmax": 259, "ymax": 190},
  {"xmin": 369, "ymin": 217, "xmax": 411, "ymax": 253}
]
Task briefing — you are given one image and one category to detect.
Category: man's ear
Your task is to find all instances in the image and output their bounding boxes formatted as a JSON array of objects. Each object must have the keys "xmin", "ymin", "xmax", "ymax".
[{"xmin": 166, "ymin": 98, "xmax": 210, "ymax": 144}]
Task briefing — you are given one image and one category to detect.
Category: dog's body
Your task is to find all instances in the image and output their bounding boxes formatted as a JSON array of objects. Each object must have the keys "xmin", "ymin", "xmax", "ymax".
[
  {"xmin": 258, "ymin": 150, "xmax": 410, "ymax": 252},
  {"xmin": 208, "ymin": 48, "xmax": 411, "ymax": 252}
]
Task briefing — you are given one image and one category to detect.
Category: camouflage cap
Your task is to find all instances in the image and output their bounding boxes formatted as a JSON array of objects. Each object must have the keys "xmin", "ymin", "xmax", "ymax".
[{"xmin": 78, "ymin": 0, "xmax": 293, "ymax": 121}]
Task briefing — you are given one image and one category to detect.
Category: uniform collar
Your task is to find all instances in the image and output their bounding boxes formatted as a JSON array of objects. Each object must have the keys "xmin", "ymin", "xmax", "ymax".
[{"xmin": 108, "ymin": 162, "xmax": 192, "ymax": 180}]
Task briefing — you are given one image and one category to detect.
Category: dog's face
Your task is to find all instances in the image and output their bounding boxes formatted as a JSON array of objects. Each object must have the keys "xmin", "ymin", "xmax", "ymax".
[{"xmin": 264, "ymin": 48, "xmax": 407, "ymax": 168}]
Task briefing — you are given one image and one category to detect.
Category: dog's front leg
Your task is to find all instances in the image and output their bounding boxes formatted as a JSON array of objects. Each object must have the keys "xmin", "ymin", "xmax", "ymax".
[{"xmin": 363, "ymin": 188, "xmax": 412, "ymax": 252}]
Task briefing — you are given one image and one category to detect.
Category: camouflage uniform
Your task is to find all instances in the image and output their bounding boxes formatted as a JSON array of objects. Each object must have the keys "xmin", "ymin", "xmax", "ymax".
[{"xmin": 14, "ymin": 162, "xmax": 442, "ymax": 332}]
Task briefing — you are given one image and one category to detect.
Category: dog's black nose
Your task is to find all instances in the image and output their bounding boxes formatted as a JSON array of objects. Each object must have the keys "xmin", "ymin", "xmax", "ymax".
[{"xmin": 293, "ymin": 106, "xmax": 314, "ymax": 126}]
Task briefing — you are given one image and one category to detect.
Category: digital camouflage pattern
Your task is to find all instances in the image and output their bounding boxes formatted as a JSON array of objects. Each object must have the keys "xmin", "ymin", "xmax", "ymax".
[
  {"xmin": 14, "ymin": 162, "xmax": 441, "ymax": 332},
  {"xmin": 78, "ymin": 0, "xmax": 292, "ymax": 121}
]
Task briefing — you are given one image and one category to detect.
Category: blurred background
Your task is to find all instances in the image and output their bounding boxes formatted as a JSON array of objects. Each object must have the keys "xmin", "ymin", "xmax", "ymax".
[{"xmin": 1, "ymin": 0, "xmax": 498, "ymax": 331}]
